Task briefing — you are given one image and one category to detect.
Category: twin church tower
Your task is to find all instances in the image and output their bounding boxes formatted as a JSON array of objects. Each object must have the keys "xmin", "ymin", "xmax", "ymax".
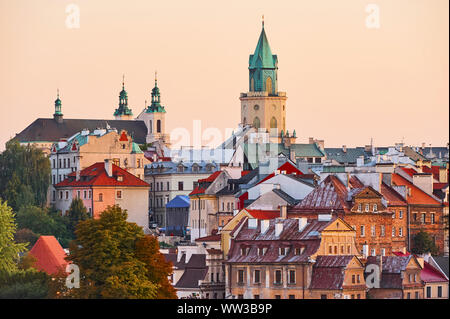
[{"xmin": 52, "ymin": 20, "xmax": 290, "ymax": 145}]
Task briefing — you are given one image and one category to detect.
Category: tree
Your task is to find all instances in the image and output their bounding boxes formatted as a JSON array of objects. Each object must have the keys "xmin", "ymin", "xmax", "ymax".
[
  {"xmin": 0, "ymin": 140, "xmax": 51, "ymax": 211},
  {"xmin": 15, "ymin": 205, "xmax": 72, "ymax": 248},
  {"xmin": 0, "ymin": 200, "xmax": 27, "ymax": 274},
  {"xmin": 412, "ymin": 231, "xmax": 438, "ymax": 255},
  {"xmin": 67, "ymin": 205, "xmax": 158, "ymax": 298},
  {"xmin": 67, "ymin": 198, "xmax": 90, "ymax": 236},
  {"xmin": 135, "ymin": 235, "xmax": 177, "ymax": 299},
  {"xmin": 14, "ymin": 228, "xmax": 39, "ymax": 249},
  {"xmin": 0, "ymin": 268, "xmax": 50, "ymax": 299}
]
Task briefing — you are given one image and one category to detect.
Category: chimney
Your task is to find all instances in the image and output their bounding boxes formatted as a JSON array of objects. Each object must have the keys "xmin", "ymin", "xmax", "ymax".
[
  {"xmin": 248, "ymin": 218, "xmax": 257, "ymax": 229},
  {"xmin": 342, "ymin": 145, "xmax": 347, "ymax": 153},
  {"xmin": 104, "ymin": 159, "xmax": 113, "ymax": 177},
  {"xmin": 290, "ymin": 148, "xmax": 296, "ymax": 163},
  {"xmin": 362, "ymin": 244, "xmax": 369, "ymax": 258},
  {"xmin": 412, "ymin": 173, "xmax": 433, "ymax": 195},
  {"xmin": 280, "ymin": 205, "xmax": 287, "ymax": 219},
  {"xmin": 309, "ymin": 137, "xmax": 314, "ymax": 144},
  {"xmin": 275, "ymin": 221, "xmax": 283, "ymax": 237},
  {"xmin": 298, "ymin": 218, "xmax": 307, "ymax": 232},
  {"xmin": 261, "ymin": 220, "xmax": 270, "ymax": 234}
]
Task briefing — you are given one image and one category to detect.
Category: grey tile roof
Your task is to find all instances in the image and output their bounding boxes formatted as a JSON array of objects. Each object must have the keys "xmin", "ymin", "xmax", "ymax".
[
  {"xmin": 324, "ymin": 147, "xmax": 369, "ymax": 164},
  {"xmin": 272, "ymin": 188, "xmax": 299, "ymax": 206},
  {"xmin": 13, "ymin": 118, "xmax": 148, "ymax": 144},
  {"xmin": 433, "ymin": 256, "xmax": 449, "ymax": 278}
]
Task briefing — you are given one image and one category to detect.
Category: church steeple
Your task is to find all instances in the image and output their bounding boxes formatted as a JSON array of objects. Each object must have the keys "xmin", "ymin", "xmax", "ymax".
[
  {"xmin": 248, "ymin": 18, "xmax": 278, "ymax": 94},
  {"xmin": 114, "ymin": 75, "xmax": 133, "ymax": 119},
  {"xmin": 53, "ymin": 89, "xmax": 63, "ymax": 123},
  {"xmin": 146, "ymin": 72, "xmax": 166, "ymax": 113}
]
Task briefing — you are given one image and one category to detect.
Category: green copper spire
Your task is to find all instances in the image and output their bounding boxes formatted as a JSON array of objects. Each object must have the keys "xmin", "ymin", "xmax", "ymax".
[
  {"xmin": 146, "ymin": 71, "xmax": 166, "ymax": 113},
  {"xmin": 114, "ymin": 75, "xmax": 133, "ymax": 117},
  {"xmin": 248, "ymin": 17, "xmax": 278, "ymax": 94},
  {"xmin": 54, "ymin": 89, "xmax": 62, "ymax": 116}
]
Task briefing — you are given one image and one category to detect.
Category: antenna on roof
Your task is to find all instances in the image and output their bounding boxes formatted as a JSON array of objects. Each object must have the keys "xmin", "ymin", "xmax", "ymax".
[{"xmin": 262, "ymin": 14, "xmax": 264, "ymax": 28}]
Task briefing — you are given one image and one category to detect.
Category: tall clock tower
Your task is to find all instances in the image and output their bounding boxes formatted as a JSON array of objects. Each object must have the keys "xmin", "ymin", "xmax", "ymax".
[{"xmin": 240, "ymin": 20, "xmax": 290, "ymax": 143}]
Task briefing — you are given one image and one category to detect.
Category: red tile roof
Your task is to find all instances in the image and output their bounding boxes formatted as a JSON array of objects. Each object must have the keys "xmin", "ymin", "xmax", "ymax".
[
  {"xmin": 55, "ymin": 162, "xmax": 149, "ymax": 188},
  {"xmin": 245, "ymin": 209, "xmax": 280, "ymax": 219},
  {"xmin": 400, "ymin": 167, "xmax": 418, "ymax": 178},
  {"xmin": 189, "ymin": 185, "xmax": 207, "ymax": 196},
  {"xmin": 392, "ymin": 173, "xmax": 441, "ymax": 205},
  {"xmin": 29, "ymin": 236, "xmax": 68, "ymax": 275},
  {"xmin": 422, "ymin": 166, "xmax": 442, "ymax": 181},
  {"xmin": 257, "ymin": 161, "xmax": 304, "ymax": 184},
  {"xmin": 433, "ymin": 182, "xmax": 448, "ymax": 190},
  {"xmin": 195, "ymin": 234, "xmax": 221, "ymax": 242},
  {"xmin": 293, "ymin": 175, "xmax": 350, "ymax": 212},
  {"xmin": 421, "ymin": 261, "xmax": 448, "ymax": 283},
  {"xmin": 198, "ymin": 171, "xmax": 221, "ymax": 183},
  {"xmin": 380, "ymin": 182, "xmax": 407, "ymax": 206}
]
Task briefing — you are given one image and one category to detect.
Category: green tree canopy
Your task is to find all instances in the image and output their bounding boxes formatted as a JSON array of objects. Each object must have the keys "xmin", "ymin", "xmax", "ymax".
[
  {"xmin": 0, "ymin": 200, "xmax": 27, "ymax": 274},
  {"xmin": 67, "ymin": 205, "xmax": 158, "ymax": 298},
  {"xmin": 67, "ymin": 198, "xmax": 90, "ymax": 237},
  {"xmin": 0, "ymin": 268, "xmax": 50, "ymax": 299},
  {"xmin": 412, "ymin": 231, "xmax": 438, "ymax": 255},
  {"xmin": 0, "ymin": 140, "xmax": 51, "ymax": 211},
  {"xmin": 16, "ymin": 205, "xmax": 72, "ymax": 248}
]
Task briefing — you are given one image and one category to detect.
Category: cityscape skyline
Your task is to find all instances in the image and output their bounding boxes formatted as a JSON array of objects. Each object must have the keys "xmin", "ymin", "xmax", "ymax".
[{"xmin": 0, "ymin": 0, "xmax": 448, "ymax": 151}]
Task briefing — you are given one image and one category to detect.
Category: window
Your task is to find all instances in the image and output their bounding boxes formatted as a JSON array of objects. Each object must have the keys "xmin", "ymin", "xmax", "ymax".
[
  {"xmin": 357, "ymin": 274, "xmax": 361, "ymax": 283},
  {"xmin": 254, "ymin": 270, "xmax": 260, "ymax": 283},
  {"xmin": 52, "ymin": 175, "xmax": 55, "ymax": 184},
  {"xmin": 392, "ymin": 211, "xmax": 396, "ymax": 219},
  {"xmin": 116, "ymin": 190, "xmax": 122, "ymax": 199},
  {"xmin": 52, "ymin": 191, "xmax": 56, "ymax": 201},
  {"xmin": 413, "ymin": 213, "xmax": 417, "ymax": 222},
  {"xmin": 373, "ymin": 204, "xmax": 377, "ymax": 212},
  {"xmin": 254, "ymin": 295, "xmax": 260, "ymax": 299},
  {"xmin": 274, "ymin": 270, "xmax": 282, "ymax": 284},
  {"xmin": 371, "ymin": 248, "xmax": 376, "ymax": 256},
  {"xmin": 399, "ymin": 210, "xmax": 403, "ymax": 219},
  {"xmin": 365, "ymin": 204, "xmax": 370, "ymax": 212},
  {"xmin": 426, "ymin": 287, "xmax": 432, "ymax": 298},
  {"xmin": 358, "ymin": 204, "xmax": 362, "ymax": 212},
  {"xmin": 178, "ymin": 181, "xmax": 184, "ymax": 191},
  {"xmin": 371, "ymin": 225, "xmax": 376, "ymax": 237},
  {"xmin": 407, "ymin": 293, "xmax": 411, "ymax": 299},
  {"xmin": 357, "ymin": 294, "xmax": 361, "ymax": 299},
  {"xmin": 238, "ymin": 294, "xmax": 243, "ymax": 299},
  {"xmin": 99, "ymin": 193, "xmax": 103, "ymax": 202},
  {"xmin": 238, "ymin": 270, "xmax": 244, "ymax": 284},
  {"xmin": 415, "ymin": 292, "xmax": 419, "ymax": 299},
  {"xmin": 431, "ymin": 213, "xmax": 435, "ymax": 224},
  {"xmin": 88, "ymin": 190, "xmax": 92, "ymax": 199},
  {"xmin": 321, "ymin": 295, "xmax": 327, "ymax": 299},
  {"xmin": 421, "ymin": 213, "xmax": 426, "ymax": 224},
  {"xmin": 167, "ymin": 182, "xmax": 170, "ymax": 191},
  {"xmin": 352, "ymin": 275, "xmax": 355, "ymax": 284},
  {"xmin": 279, "ymin": 247, "xmax": 287, "ymax": 256},
  {"xmin": 392, "ymin": 227, "xmax": 396, "ymax": 237},
  {"xmin": 360, "ymin": 225, "xmax": 365, "ymax": 237},
  {"xmin": 65, "ymin": 191, "xmax": 69, "ymax": 200},
  {"xmin": 289, "ymin": 270, "xmax": 296, "ymax": 284},
  {"xmin": 399, "ymin": 227, "xmax": 403, "ymax": 237},
  {"xmin": 438, "ymin": 286, "xmax": 442, "ymax": 298},
  {"xmin": 275, "ymin": 295, "xmax": 281, "ymax": 299},
  {"xmin": 289, "ymin": 295, "xmax": 295, "ymax": 299},
  {"xmin": 381, "ymin": 225, "xmax": 385, "ymax": 237}
]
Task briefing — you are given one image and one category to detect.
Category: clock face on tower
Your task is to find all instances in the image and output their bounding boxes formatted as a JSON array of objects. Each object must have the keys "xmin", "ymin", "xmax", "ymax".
[{"xmin": 254, "ymin": 105, "xmax": 259, "ymax": 111}]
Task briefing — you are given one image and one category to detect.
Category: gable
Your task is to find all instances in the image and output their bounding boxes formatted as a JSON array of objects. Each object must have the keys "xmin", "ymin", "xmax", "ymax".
[
  {"xmin": 406, "ymin": 256, "xmax": 422, "ymax": 271},
  {"xmin": 323, "ymin": 218, "xmax": 354, "ymax": 232},
  {"xmin": 354, "ymin": 187, "xmax": 383, "ymax": 200}
]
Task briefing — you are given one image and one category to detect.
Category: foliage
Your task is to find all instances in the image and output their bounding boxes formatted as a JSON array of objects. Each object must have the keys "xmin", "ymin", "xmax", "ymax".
[
  {"xmin": 412, "ymin": 231, "xmax": 438, "ymax": 255},
  {"xmin": 0, "ymin": 268, "xmax": 50, "ymax": 299},
  {"xmin": 14, "ymin": 228, "xmax": 39, "ymax": 249},
  {"xmin": 0, "ymin": 200, "xmax": 27, "ymax": 273},
  {"xmin": 15, "ymin": 205, "xmax": 72, "ymax": 248},
  {"xmin": 135, "ymin": 235, "xmax": 177, "ymax": 299},
  {"xmin": 67, "ymin": 205, "xmax": 158, "ymax": 298},
  {"xmin": 0, "ymin": 140, "xmax": 51, "ymax": 211},
  {"xmin": 18, "ymin": 253, "xmax": 37, "ymax": 270},
  {"xmin": 67, "ymin": 198, "xmax": 90, "ymax": 237}
]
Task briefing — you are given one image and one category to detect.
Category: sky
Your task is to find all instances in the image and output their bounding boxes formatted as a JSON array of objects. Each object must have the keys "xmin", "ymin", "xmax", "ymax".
[{"xmin": 0, "ymin": 0, "xmax": 448, "ymax": 151}]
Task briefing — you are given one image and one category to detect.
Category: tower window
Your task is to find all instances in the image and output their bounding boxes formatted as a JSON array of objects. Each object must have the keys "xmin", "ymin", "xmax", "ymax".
[{"xmin": 157, "ymin": 120, "xmax": 161, "ymax": 133}]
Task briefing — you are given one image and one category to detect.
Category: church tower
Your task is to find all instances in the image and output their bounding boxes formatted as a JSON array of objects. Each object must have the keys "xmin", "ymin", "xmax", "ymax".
[
  {"xmin": 53, "ymin": 89, "xmax": 63, "ymax": 124},
  {"xmin": 240, "ymin": 19, "xmax": 292, "ymax": 143},
  {"xmin": 136, "ymin": 73, "xmax": 169, "ymax": 145},
  {"xmin": 114, "ymin": 76, "xmax": 134, "ymax": 120}
]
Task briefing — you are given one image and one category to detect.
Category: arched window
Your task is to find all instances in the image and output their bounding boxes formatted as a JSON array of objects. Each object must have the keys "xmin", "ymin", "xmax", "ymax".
[
  {"xmin": 266, "ymin": 76, "xmax": 272, "ymax": 94},
  {"xmin": 157, "ymin": 120, "xmax": 161, "ymax": 133},
  {"xmin": 253, "ymin": 117, "xmax": 260, "ymax": 129},
  {"xmin": 250, "ymin": 77, "xmax": 255, "ymax": 91},
  {"xmin": 270, "ymin": 117, "xmax": 277, "ymax": 129}
]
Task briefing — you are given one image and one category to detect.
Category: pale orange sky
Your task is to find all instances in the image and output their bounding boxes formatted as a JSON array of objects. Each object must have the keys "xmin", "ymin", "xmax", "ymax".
[{"xmin": 0, "ymin": 0, "xmax": 448, "ymax": 151}]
